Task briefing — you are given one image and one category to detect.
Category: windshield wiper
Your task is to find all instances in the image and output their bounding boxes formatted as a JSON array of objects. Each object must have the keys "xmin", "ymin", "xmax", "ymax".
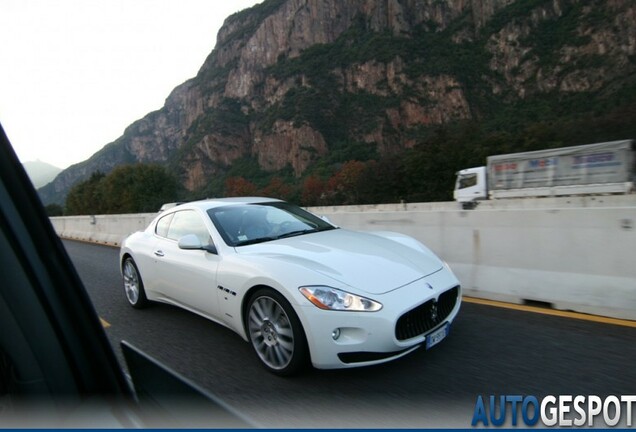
[
  {"xmin": 318, "ymin": 225, "xmax": 338, "ymax": 232},
  {"xmin": 235, "ymin": 236, "xmax": 277, "ymax": 246},
  {"xmin": 237, "ymin": 226, "xmax": 338, "ymax": 245},
  {"xmin": 276, "ymin": 228, "xmax": 318, "ymax": 239},
  {"xmin": 277, "ymin": 226, "xmax": 339, "ymax": 239}
]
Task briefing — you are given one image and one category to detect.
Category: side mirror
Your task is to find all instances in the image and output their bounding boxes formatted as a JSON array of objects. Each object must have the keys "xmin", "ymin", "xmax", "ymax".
[{"xmin": 178, "ymin": 234, "xmax": 217, "ymax": 254}]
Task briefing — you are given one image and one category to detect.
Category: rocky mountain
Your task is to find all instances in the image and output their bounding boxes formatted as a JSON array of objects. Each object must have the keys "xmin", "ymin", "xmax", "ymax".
[
  {"xmin": 39, "ymin": 0, "xmax": 636, "ymax": 205},
  {"xmin": 23, "ymin": 160, "xmax": 62, "ymax": 188}
]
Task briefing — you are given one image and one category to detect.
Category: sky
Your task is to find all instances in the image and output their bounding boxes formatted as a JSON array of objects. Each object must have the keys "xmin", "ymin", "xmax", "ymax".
[{"xmin": 0, "ymin": 0, "xmax": 262, "ymax": 169}]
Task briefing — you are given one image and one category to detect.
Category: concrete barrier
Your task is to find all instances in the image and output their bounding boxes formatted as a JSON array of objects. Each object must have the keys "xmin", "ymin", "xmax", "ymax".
[
  {"xmin": 51, "ymin": 195, "xmax": 636, "ymax": 320},
  {"xmin": 51, "ymin": 213, "xmax": 156, "ymax": 247}
]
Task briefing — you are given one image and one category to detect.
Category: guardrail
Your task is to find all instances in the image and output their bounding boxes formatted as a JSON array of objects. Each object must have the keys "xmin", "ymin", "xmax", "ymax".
[{"xmin": 50, "ymin": 196, "xmax": 636, "ymax": 320}]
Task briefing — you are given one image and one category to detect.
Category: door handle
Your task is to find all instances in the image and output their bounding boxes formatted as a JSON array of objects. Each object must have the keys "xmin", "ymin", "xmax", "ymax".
[{"xmin": 154, "ymin": 250, "xmax": 165, "ymax": 257}]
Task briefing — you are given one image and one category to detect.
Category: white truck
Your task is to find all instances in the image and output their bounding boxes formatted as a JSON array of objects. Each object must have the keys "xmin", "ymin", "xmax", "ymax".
[{"xmin": 454, "ymin": 139, "xmax": 635, "ymax": 207}]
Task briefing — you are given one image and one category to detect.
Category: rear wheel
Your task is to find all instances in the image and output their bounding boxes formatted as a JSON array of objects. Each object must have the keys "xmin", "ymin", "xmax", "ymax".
[
  {"xmin": 122, "ymin": 257, "xmax": 149, "ymax": 309},
  {"xmin": 246, "ymin": 288, "xmax": 308, "ymax": 376}
]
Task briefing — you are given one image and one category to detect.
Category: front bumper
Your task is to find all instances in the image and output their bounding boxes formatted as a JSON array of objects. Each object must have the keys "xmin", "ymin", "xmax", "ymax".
[{"xmin": 296, "ymin": 268, "xmax": 461, "ymax": 369}]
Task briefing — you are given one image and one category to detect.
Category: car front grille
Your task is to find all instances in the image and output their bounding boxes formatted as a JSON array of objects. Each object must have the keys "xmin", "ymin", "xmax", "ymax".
[{"xmin": 395, "ymin": 285, "xmax": 460, "ymax": 341}]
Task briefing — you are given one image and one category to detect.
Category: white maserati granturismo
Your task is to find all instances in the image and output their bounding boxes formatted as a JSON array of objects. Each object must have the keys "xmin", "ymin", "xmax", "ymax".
[{"xmin": 120, "ymin": 197, "xmax": 461, "ymax": 375}]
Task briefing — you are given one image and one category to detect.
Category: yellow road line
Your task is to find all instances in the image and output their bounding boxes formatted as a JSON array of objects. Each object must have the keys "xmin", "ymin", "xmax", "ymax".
[
  {"xmin": 463, "ymin": 296, "xmax": 636, "ymax": 328},
  {"xmin": 100, "ymin": 317, "xmax": 111, "ymax": 328}
]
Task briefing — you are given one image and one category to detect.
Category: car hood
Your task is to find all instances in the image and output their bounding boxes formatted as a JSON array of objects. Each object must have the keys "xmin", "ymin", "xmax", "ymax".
[{"xmin": 236, "ymin": 229, "xmax": 443, "ymax": 295}]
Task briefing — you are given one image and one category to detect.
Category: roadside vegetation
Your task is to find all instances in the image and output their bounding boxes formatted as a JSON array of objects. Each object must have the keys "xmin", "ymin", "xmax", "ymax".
[
  {"xmin": 64, "ymin": 165, "xmax": 179, "ymax": 215},
  {"xmin": 60, "ymin": 98, "xmax": 635, "ymax": 215}
]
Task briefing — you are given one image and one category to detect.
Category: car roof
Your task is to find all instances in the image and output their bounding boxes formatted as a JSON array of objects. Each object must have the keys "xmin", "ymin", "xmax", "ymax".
[{"xmin": 179, "ymin": 197, "xmax": 283, "ymax": 211}]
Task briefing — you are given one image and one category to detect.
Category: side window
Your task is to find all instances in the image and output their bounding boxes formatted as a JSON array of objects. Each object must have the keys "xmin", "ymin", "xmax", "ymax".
[
  {"xmin": 167, "ymin": 210, "xmax": 211, "ymax": 245},
  {"xmin": 155, "ymin": 213, "xmax": 174, "ymax": 238},
  {"xmin": 458, "ymin": 173, "xmax": 477, "ymax": 189}
]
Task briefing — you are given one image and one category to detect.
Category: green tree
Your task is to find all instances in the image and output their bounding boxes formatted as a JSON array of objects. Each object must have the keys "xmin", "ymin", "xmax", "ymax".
[
  {"xmin": 363, "ymin": 156, "xmax": 407, "ymax": 204},
  {"xmin": 402, "ymin": 128, "xmax": 472, "ymax": 202},
  {"xmin": 99, "ymin": 164, "xmax": 179, "ymax": 214},
  {"xmin": 65, "ymin": 165, "xmax": 179, "ymax": 215},
  {"xmin": 44, "ymin": 203, "xmax": 64, "ymax": 217},
  {"xmin": 65, "ymin": 172, "xmax": 105, "ymax": 215}
]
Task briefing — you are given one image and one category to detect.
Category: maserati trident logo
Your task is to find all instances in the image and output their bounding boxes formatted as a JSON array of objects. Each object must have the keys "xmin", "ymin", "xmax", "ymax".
[{"xmin": 430, "ymin": 302, "xmax": 438, "ymax": 322}]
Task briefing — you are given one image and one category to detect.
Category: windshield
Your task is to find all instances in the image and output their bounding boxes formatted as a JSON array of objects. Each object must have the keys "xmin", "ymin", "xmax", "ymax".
[{"xmin": 207, "ymin": 202, "xmax": 336, "ymax": 247}]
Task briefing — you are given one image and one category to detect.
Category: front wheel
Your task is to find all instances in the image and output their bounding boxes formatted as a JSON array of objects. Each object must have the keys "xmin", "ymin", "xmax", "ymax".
[
  {"xmin": 246, "ymin": 288, "xmax": 308, "ymax": 376},
  {"xmin": 122, "ymin": 257, "xmax": 149, "ymax": 309}
]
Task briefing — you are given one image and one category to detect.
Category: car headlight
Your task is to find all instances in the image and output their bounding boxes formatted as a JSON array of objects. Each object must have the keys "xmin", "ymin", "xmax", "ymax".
[{"xmin": 299, "ymin": 286, "xmax": 382, "ymax": 312}]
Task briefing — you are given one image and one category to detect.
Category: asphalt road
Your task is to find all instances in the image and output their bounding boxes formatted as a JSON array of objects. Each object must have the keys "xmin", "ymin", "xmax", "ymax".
[{"xmin": 63, "ymin": 239, "xmax": 636, "ymax": 428}]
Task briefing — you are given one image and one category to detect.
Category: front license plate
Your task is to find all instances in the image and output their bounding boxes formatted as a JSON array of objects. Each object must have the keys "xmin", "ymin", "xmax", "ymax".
[{"xmin": 425, "ymin": 324, "xmax": 449, "ymax": 350}]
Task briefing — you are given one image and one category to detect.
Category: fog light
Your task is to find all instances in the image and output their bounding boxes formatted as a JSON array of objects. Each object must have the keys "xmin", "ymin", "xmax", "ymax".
[{"xmin": 332, "ymin": 328, "xmax": 341, "ymax": 340}]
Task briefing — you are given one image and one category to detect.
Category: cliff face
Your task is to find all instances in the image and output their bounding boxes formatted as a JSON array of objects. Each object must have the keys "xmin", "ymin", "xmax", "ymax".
[{"xmin": 39, "ymin": 0, "xmax": 636, "ymax": 204}]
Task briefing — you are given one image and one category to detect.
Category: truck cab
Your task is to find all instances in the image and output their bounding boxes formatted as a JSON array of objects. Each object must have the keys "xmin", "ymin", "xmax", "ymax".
[{"xmin": 454, "ymin": 166, "xmax": 487, "ymax": 204}]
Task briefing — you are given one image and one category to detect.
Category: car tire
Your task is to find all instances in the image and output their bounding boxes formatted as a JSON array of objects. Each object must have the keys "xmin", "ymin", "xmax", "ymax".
[
  {"xmin": 122, "ymin": 257, "xmax": 149, "ymax": 309},
  {"xmin": 246, "ymin": 288, "xmax": 308, "ymax": 376}
]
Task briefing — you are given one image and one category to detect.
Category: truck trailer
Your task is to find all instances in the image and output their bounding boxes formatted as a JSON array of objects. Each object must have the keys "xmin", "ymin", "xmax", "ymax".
[{"xmin": 454, "ymin": 139, "xmax": 635, "ymax": 206}]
